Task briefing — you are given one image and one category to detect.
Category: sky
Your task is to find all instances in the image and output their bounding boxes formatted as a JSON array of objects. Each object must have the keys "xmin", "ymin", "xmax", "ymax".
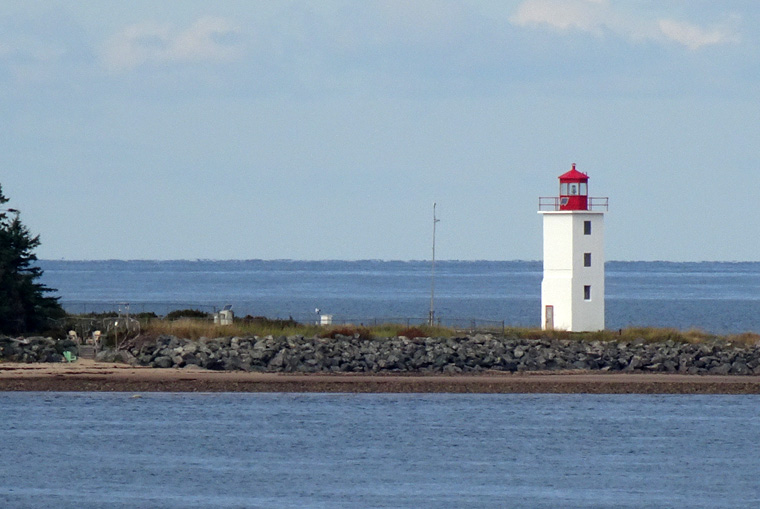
[{"xmin": 1, "ymin": 0, "xmax": 758, "ymax": 262}]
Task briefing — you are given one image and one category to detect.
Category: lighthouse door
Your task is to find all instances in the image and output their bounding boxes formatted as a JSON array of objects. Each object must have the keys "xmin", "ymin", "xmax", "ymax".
[{"xmin": 545, "ymin": 305, "xmax": 554, "ymax": 330}]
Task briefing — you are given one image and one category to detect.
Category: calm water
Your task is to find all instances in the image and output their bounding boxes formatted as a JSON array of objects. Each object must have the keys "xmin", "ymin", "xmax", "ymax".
[
  {"xmin": 39, "ymin": 259, "xmax": 760, "ymax": 333},
  {"xmin": 19, "ymin": 263, "xmax": 760, "ymax": 507},
  {"xmin": 1, "ymin": 393, "xmax": 758, "ymax": 508}
]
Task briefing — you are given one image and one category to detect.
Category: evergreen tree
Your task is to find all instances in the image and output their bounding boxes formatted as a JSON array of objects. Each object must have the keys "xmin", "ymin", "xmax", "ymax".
[{"xmin": 0, "ymin": 185, "xmax": 64, "ymax": 334}]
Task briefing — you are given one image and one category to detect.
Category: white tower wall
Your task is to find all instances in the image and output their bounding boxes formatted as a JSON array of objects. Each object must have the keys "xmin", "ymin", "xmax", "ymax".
[{"xmin": 539, "ymin": 211, "xmax": 605, "ymax": 331}]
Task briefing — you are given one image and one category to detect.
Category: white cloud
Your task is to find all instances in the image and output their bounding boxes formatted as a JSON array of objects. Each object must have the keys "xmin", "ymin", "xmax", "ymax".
[
  {"xmin": 101, "ymin": 17, "xmax": 241, "ymax": 72},
  {"xmin": 510, "ymin": 0, "xmax": 610, "ymax": 34},
  {"xmin": 510, "ymin": 0, "xmax": 739, "ymax": 50},
  {"xmin": 658, "ymin": 19, "xmax": 738, "ymax": 50}
]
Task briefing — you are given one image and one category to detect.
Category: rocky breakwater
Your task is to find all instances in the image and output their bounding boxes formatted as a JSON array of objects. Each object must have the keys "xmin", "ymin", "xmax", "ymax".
[
  {"xmin": 118, "ymin": 334, "xmax": 760, "ymax": 375},
  {"xmin": 0, "ymin": 336, "xmax": 79, "ymax": 363}
]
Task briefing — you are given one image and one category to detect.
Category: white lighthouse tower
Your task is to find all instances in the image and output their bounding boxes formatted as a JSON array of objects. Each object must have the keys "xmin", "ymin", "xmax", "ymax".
[{"xmin": 538, "ymin": 164, "xmax": 608, "ymax": 332}]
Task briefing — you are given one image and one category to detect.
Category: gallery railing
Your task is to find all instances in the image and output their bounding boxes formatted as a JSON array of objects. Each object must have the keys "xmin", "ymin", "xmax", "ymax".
[{"xmin": 538, "ymin": 196, "xmax": 609, "ymax": 211}]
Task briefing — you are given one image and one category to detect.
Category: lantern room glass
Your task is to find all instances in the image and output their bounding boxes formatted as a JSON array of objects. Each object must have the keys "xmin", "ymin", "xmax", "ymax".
[{"xmin": 560, "ymin": 182, "xmax": 587, "ymax": 196}]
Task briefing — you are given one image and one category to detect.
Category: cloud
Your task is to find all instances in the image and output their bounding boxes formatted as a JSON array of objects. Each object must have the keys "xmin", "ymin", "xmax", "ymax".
[
  {"xmin": 100, "ymin": 17, "xmax": 241, "ymax": 72},
  {"xmin": 658, "ymin": 19, "xmax": 739, "ymax": 50},
  {"xmin": 510, "ymin": 0, "xmax": 610, "ymax": 34},
  {"xmin": 510, "ymin": 0, "xmax": 739, "ymax": 50}
]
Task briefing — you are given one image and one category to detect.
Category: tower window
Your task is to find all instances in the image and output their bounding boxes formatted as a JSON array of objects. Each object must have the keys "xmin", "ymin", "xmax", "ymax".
[
  {"xmin": 584, "ymin": 285, "xmax": 591, "ymax": 300},
  {"xmin": 584, "ymin": 253, "xmax": 591, "ymax": 267},
  {"xmin": 584, "ymin": 221, "xmax": 591, "ymax": 235}
]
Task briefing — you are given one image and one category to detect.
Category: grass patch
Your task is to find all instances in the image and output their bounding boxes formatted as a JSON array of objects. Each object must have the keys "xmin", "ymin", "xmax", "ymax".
[
  {"xmin": 139, "ymin": 318, "xmax": 458, "ymax": 341},
  {"xmin": 144, "ymin": 318, "xmax": 324, "ymax": 341},
  {"xmin": 57, "ymin": 312, "xmax": 760, "ymax": 347},
  {"xmin": 499, "ymin": 326, "xmax": 751, "ymax": 345},
  {"xmin": 369, "ymin": 323, "xmax": 457, "ymax": 339},
  {"xmin": 320, "ymin": 325, "xmax": 373, "ymax": 340},
  {"xmin": 724, "ymin": 331, "xmax": 760, "ymax": 347}
]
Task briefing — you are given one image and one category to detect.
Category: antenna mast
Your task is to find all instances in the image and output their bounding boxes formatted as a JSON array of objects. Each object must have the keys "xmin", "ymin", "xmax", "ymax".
[{"xmin": 429, "ymin": 203, "xmax": 440, "ymax": 326}]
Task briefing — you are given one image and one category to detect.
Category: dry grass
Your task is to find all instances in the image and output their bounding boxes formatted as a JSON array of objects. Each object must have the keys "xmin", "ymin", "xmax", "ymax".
[
  {"xmin": 144, "ymin": 318, "xmax": 322, "ymax": 341},
  {"xmin": 501, "ymin": 325, "xmax": 760, "ymax": 346},
  {"xmin": 370, "ymin": 324, "xmax": 456, "ymax": 339},
  {"xmin": 135, "ymin": 318, "xmax": 760, "ymax": 346},
  {"xmin": 615, "ymin": 327, "xmax": 713, "ymax": 344},
  {"xmin": 142, "ymin": 319, "xmax": 458, "ymax": 341},
  {"xmin": 724, "ymin": 332, "xmax": 760, "ymax": 347}
]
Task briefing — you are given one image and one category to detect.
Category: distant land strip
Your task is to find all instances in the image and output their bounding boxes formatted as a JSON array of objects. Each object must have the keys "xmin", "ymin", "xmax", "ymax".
[{"xmin": 1, "ymin": 362, "xmax": 759, "ymax": 394}]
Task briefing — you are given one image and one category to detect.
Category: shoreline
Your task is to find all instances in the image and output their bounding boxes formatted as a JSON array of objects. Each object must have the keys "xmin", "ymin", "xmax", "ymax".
[{"xmin": 2, "ymin": 360, "xmax": 760, "ymax": 394}]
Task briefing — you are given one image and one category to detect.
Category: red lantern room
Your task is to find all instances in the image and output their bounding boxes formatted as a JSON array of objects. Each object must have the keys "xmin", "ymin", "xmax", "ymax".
[{"xmin": 558, "ymin": 163, "xmax": 589, "ymax": 211}]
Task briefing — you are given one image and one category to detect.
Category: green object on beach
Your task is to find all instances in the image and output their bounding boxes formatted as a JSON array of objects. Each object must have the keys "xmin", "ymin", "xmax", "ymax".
[{"xmin": 63, "ymin": 351, "xmax": 76, "ymax": 363}]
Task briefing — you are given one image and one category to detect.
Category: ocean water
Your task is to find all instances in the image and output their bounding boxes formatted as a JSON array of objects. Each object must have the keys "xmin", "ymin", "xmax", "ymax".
[
  {"xmin": 1, "ymin": 393, "xmax": 758, "ymax": 509},
  {"xmin": 38, "ymin": 259, "xmax": 760, "ymax": 333}
]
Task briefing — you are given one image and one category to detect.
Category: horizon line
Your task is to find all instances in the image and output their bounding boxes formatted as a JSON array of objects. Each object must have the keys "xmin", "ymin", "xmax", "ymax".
[{"xmin": 37, "ymin": 258, "xmax": 760, "ymax": 264}]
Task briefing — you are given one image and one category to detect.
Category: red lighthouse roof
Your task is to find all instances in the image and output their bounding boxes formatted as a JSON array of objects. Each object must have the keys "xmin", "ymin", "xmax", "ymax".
[
  {"xmin": 558, "ymin": 163, "xmax": 588, "ymax": 211},
  {"xmin": 538, "ymin": 163, "xmax": 608, "ymax": 212},
  {"xmin": 558, "ymin": 163, "xmax": 588, "ymax": 181}
]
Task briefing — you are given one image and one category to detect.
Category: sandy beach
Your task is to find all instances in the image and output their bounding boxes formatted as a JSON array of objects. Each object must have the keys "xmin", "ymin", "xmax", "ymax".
[{"xmin": 0, "ymin": 360, "xmax": 759, "ymax": 393}]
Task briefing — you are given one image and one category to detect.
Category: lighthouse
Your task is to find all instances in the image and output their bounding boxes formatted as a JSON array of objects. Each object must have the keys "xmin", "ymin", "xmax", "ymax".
[{"xmin": 538, "ymin": 164, "xmax": 608, "ymax": 332}]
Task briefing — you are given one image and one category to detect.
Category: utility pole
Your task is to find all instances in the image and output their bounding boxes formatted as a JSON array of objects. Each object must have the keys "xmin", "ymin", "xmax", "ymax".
[{"xmin": 429, "ymin": 203, "xmax": 440, "ymax": 326}]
